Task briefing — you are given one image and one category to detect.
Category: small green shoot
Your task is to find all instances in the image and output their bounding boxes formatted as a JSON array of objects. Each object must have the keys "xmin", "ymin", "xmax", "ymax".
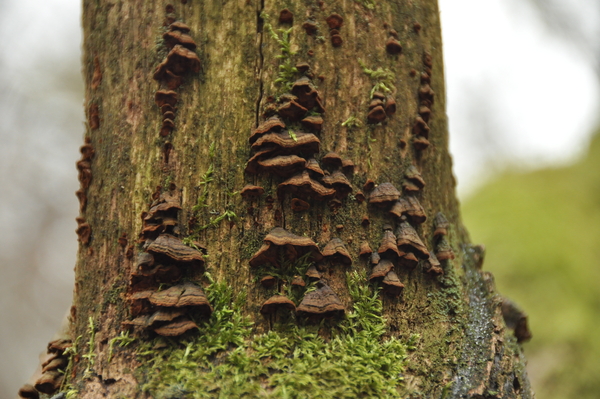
[
  {"xmin": 262, "ymin": 13, "xmax": 298, "ymax": 92},
  {"xmin": 82, "ymin": 317, "xmax": 96, "ymax": 378},
  {"xmin": 288, "ymin": 130, "xmax": 298, "ymax": 142},
  {"xmin": 108, "ymin": 331, "xmax": 136, "ymax": 362},
  {"xmin": 359, "ymin": 60, "xmax": 397, "ymax": 98},
  {"xmin": 341, "ymin": 116, "xmax": 362, "ymax": 129}
]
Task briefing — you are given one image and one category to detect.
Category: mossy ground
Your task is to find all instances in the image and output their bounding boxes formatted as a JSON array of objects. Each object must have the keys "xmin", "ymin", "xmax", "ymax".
[
  {"xmin": 135, "ymin": 271, "xmax": 412, "ymax": 398},
  {"xmin": 462, "ymin": 131, "xmax": 600, "ymax": 399}
]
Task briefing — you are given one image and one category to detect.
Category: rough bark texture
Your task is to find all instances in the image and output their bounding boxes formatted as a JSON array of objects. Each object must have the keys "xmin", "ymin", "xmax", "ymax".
[{"xmin": 25, "ymin": 0, "xmax": 532, "ymax": 398}]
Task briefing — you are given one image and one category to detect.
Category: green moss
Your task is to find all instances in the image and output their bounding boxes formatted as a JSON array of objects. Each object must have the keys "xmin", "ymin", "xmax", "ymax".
[
  {"xmin": 137, "ymin": 270, "xmax": 411, "ymax": 398},
  {"xmin": 359, "ymin": 60, "xmax": 396, "ymax": 98},
  {"xmin": 262, "ymin": 13, "xmax": 297, "ymax": 93}
]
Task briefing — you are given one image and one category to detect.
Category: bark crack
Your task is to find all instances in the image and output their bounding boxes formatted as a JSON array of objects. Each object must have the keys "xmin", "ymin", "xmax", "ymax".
[{"xmin": 254, "ymin": 0, "xmax": 265, "ymax": 128}]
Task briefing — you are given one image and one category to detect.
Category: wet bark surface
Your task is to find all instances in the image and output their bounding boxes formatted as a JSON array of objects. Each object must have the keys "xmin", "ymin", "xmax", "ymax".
[{"xmin": 25, "ymin": 0, "xmax": 534, "ymax": 398}]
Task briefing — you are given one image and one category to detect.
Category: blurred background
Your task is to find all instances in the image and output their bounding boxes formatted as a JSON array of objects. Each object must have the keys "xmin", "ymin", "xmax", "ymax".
[{"xmin": 0, "ymin": 0, "xmax": 598, "ymax": 398}]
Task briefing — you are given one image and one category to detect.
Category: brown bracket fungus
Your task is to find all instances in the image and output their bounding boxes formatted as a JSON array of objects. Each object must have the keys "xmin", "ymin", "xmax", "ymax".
[
  {"xmin": 75, "ymin": 217, "xmax": 91, "ymax": 245},
  {"xmin": 367, "ymin": 105, "xmax": 386, "ymax": 124},
  {"xmin": 260, "ymin": 295, "xmax": 296, "ymax": 315},
  {"xmin": 501, "ymin": 297, "xmax": 533, "ymax": 343},
  {"xmin": 153, "ymin": 317, "xmax": 199, "ymax": 337},
  {"xmin": 385, "ymin": 97, "xmax": 397, "ymax": 116},
  {"xmin": 435, "ymin": 235, "xmax": 455, "ymax": 261},
  {"xmin": 382, "ymin": 271, "xmax": 404, "ymax": 297},
  {"xmin": 322, "ymin": 238, "xmax": 352, "ymax": 265},
  {"xmin": 277, "ymin": 99, "xmax": 308, "ymax": 121},
  {"xmin": 257, "ymin": 155, "xmax": 307, "ymax": 177},
  {"xmin": 305, "ymin": 264, "xmax": 322, "ymax": 281},
  {"xmin": 378, "ymin": 230, "xmax": 404, "ymax": 259},
  {"xmin": 249, "ymin": 227, "xmax": 323, "ymax": 267},
  {"xmin": 433, "ymin": 212, "xmax": 449, "ymax": 237},
  {"xmin": 385, "ymin": 37, "xmax": 403, "ymax": 55},
  {"xmin": 240, "ymin": 184, "xmax": 265, "ymax": 200},
  {"xmin": 413, "ymin": 136, "xmax": 431, "ymax": 150},
  {"xmin": 153, "ymin": 45, "xmax": 201, "ymax": 80},
  {"xmin": 331, "ymin": 34, "xmax": 343, "ymax": 47},
  {"xmin": 297, "ymin": 281, "xmax": 345, "ymax": 318},
  {"xmin": 154, "ymin": 90, "xmax": 178, "ymax": 107},
  {"xmin": 147, "ymin": 234, "xmax": 205, "ymax": 266},
  {"xmin": 291, "ymin": 77, "xmax": 324, "ymax": 111},
  {"xmin": 34, "ymin": 371, "xmax": 63, "ymax": 395},
  {"xmin": 149, "ymin": 281, "xmax": 212, "ymax": 311},
  {"xmin": 389, "ymin": 196, "xmax": 427, "ymax": 224},
  {"xmin": 260, "ymin": 275, "xmax": 277, "ymax": 288},
  {"xmin": 425, "ymin": 251, "xmax": 443, "ymax": 275},
  {"xmin": 251, "ymin": 131, "xmax": 320, "ymax": 156},
  {"xmin": 277, "ymin": 171, "xmax": 336, "ymax": 201},
  {"xmin": 398, "ymin": 252, "xmax": 419, "ymax": 269},
  {"xmin": 368, "ymin": 182, "xmax": 401, "ymax": 207},
  {"xmin": 169, "ymin": 21, "xmax": 191, "ymax": 33},
  {"xmin": 321, "ymin": 152, "xmax": 343, "ymax": 169},
  {"xmin": 325, "ymin": 13, "xmax": 344, "ymax": 29},
  {"xmin": 322, "ymin": 170, "xmax": 353, "ymax": 199},
  {"xmin": 419, "ymin": 84, "xmax": 435, "ymax": 107},
  {"xmin": 359, "ymin": 241, "xmax": 373, "ymax": 257},
  {"xmin": 162, "ymin": 30, "xmax": 197, "ymax": 50},
  {"xmin": 250, "ymin": 116, "xmax": 286, "ymax": 144},
  {"xmin": 291, "ymin": 197, "xmax": 310, "ymax": 212},
  {"xmin": 302, "ymin": 20, "xmax": 318, "ymax": 35},
  {"xmin": 395, "ymin": 221, "xmax": 429, "ymax": 259},
  {"xmin": 369, "ymin": 258, "xmax": 394, "ymax": 281},
  {"xmin": 18, "ymin": 384, "xmax": 39, "ymax": 399},
  {"xmin": 301, "ymin": 115, "xmax": 323, "ymax": 132},
  {"xmin": 279, "ymin": 8, "xmax": 294, "ymax": 24},
  {"xmin": 305, "ymin": 158, "xmax": 325, "ymax": 177}
]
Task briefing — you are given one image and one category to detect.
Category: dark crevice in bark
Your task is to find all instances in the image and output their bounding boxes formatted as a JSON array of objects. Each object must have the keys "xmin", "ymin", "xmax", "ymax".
[{"xmin": 254, "ymin": 0, "xmax": 265, "ymax": 128}]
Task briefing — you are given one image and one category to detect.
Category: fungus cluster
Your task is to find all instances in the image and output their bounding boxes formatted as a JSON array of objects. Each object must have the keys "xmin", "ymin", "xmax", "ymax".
[
  {"xmin": 367, "ymin": 91, "xmax": 396, "ymax": 124},
  {"xmin": 250, "ymin": 227, "xmax": 345, "ymax": 319},
  {"xmin": 325, "ymin": 13, "xmax": 344, "ymax": 47},
  {"xmin": 385, "ymin": 29, "xmax": 402, "ymax": 55},
  {"xmin": 412, "ymin": 52, "xmax": 435, "ymax": 150},
  {"xmin": 431, "ymin": 212, "xmax": 454, "ymax": 269},
  {"xmin": 18, "ymin": 338, "xmax": 72, "ymax": 398},
  {"xmin": 75, "ymin": 140, "xmax": 94, "ymax": 245},
  {"xmin": 246, "ymin": 67, "xmax": 355, "ymax": 211},
  {"xmin": 153, "ymin": 13, "xmax": 201, "ymax": 138},
  {"xmin": 126, "ymin": 191, "xmax": 211, "ymax": 336}
]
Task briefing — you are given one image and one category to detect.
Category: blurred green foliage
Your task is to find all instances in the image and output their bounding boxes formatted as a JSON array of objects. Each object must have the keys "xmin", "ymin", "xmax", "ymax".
[{"xmin": 462, "ymin": 132, "xmax": 600, "ymax": 398}]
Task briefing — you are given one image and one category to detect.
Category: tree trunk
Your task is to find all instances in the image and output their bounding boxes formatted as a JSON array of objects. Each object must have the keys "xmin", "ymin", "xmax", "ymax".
[{"xmin": 22, "ymin": 0, "xmax": 533, "ymax": 398}]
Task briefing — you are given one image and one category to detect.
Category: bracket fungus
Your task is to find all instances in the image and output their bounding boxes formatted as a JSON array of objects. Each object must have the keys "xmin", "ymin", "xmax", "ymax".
[
  {"xmin": 257, "ymin": 155, "xmax": 307, "ymax": 177},
  {"xmin": 251, "ymin": 131, "xmax": 320, "ymax": 156},
  {"xmin": 404, "ymin": 165, "xmax": 426, "ymax": 190},
  {"xmin": 291, "ymin": 197, "xmax": 310, "ymax": 212},
  {"xmin": 75, "ymin": 217, "xmax": 91, "ymax": 245},
  {"xmin": 153, "ymin": 317, "xmax": 199, "ymax": 337},
  {"xmin": 260, "ymin": 295, "xmax": 296, "ymax": 314},
  {"xmin": 18, "ymin": 384, "xmax": 39, "ymax": 399},
  {"xmin": 321, "ymin": 152, "xmax": 343, "ymax": 169},
  {"xmin": 297, "ymin": 281, "xmax": 344, "ymax": 318},
  {"xmin": 153, "ymin": 45, "xmax": 201, "ymax": 80},
  {"xmin": 162, "ymin": 29, "xmax": 197, "ymax": 50},
  {"xmin": 260, "ymin": 275, "xmax": 277, "ymax": 288},
  {"xmin": 395, "ymin": 221, "xmax": 429, "ymax": 259},
  {"xmin": 32, "ymin": 339, "xmax": 72, "ymax": 396},
  {"xmin": 250, "ymin": 116, "xmax": 286, "ymax": 144},
  {"xmin": 305, "ymin": 158, "xmax": 325, "ymax": 177},
  {"xmin": 325, "ymin": 13, "xmax": 344, "ymax": 29},
  {"xmin": 277, "ymin": 99, "xmax": 308, "ymax": 121},
  {"xmin": 368, "ymin": 182, "xmax": 401, "ymax": 207},
  {"xmin": 389, "ymin": 196, "xmax": 427, "ymax": 224},
  {"xmin": 149, "ymin": 282, "xmax": 212, "ymax": 311},
  {"xmin": 433, "ymin": 212, "xmax": 449, "ymax": 237},
  {"xmin": 322, "ymin": 238, "xmax": 352, "ymax": 265},
  {"xmin": 291, "ymin": 77, "xmax": 324, "ymax": 111},
  {"xmin": 382, "ymin": 271, "xmax": 404, "ymax": 296},
  {"xmin": 359, "ymin": 241, "xmax": 373, "ymax": 257},
  {"xmin": 322, "ymin": 170, "xmax": 353, "ymax": 199},
  {"xmin": 435, "ymin": 235, "xmax": 455, "ymax": 261},
  {"xmin": 378, "ymin": 230, "xmax": 404, "ymax": 259},
  {"xmin": 279, "ymin": 8, "xmax": 294, "ymax": 24},
  {"xmin": 385, "ymin": 37, "xmax": 403, "ymax": 55},
  {"xmin": 369, "ymin": 258, "xmax": 394, "ymax": 281},
  {"xmin": 367, "ymin": 105, "xmax": 387, "ymax": 124},
  {"xmin": 147, "ymin": 234, "xmax": 205, "ymax": 265},
  {"xmin": 398, "ymin": 252, "xmax": 419, "ymax": 269},
  {"xmin": 155, "ymin": 90, "xmax": 178, "ymax": 107},
  {"xmin": 301, "ymin": 115, "xmax": 323, "ymax": 132},
  {"xmin": 169, "ymin": 21, "xmax": 190, "ymax": 33},
  {"xmin": 277, "ymin": 170, "xmax": 335, "ymax": 201},
  {"xmin": 249, "ymin": 227, "xmax": 323, "ymax": 267},
  {"xmin": 425, "ymin": 251, "xmax": 443, "ymax": 275}
]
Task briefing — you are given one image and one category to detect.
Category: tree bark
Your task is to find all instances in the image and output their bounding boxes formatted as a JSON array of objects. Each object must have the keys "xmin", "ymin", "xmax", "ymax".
[{"xmin": 23, "ymin": 0, "xmax": 532, "ymax": 398}]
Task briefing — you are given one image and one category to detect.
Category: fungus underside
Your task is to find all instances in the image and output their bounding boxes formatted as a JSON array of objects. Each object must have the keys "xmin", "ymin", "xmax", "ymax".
[{"xmin": 136, "ymin": 271, "xmax": 412, "ymax": 398}]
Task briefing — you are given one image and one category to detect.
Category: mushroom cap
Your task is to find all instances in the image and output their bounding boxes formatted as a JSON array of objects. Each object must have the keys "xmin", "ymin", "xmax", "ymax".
[
  {"xmin": 425, "ymin": 251, "xmax": 443, "ymax": 275},
  {"xmin": 260, "ymin": 295, "xmax": 296, "ymax": 314},
  {"xmin": 322, "ymin": 170, "xmax": 353, "ymax": 199},
  {"xmin": 367, "ymin": 105, "xmax": 386, "ymax": 124},
  {"xmin": 378, "ymin": 230, "xmax": 404, "ymax": 258},
  {"xmin": 305, "ymin": 158, "xmax": 325, "ymax": 177},
  {"xmin": 35, "ymin": 370, "xmax": 63, "ymax": 394},
  {"xmin": 291, "ymin": 77, "xmax": 322, "ymax": 110},
  {"xmin": 163, "ymin": 30, "xmax": 197, "ymax": 50},
  {"xmin": 385, "ymin": 37, "xmax": 403, "ymax": 54},
  {"xmin": 404, "ymin": 165, "xmax": 426, "ymax": 189},
  {"xmin": 435, "ymin": 236, "xmax": 455, "ymax": 261},
  {"xmin": 369, "ymin": 182, "xmax": 401, "ymax": 206},
  {"xmin": 382, "ymin": 271, "xmax": 404, "ymax": 296},
  {"xmin": 413, "ymin": 116, "xmax": 430, "ymax": 138},
  {"xmin": 305, "ymin": 264, "xmax": 322, "ymax": 280},
  {"xmin": 240, "ymin": 184, "xmax": 265, "ymax": 199},
  {"xmin": 369, "ymin": 259, "xmax": 394, "ymax": 280},
  {"xmin": 18, "ymin": 384, "xmax": 39, "ymax": 399},
  {"xmin": 257, "ymin": 155, "xmax": 307, "ymax": 177},
  {"xmin": 369, "ymin": 98, "xmax": 384, "ymax": 110},
  {"xmin": 331, "ymin": 34, "xmax": 343, "ymax": 47},
  {"xmin": 412, "ymin": 136, "xmax": 430, "ymax": 150},
  {"xmin": 154, "ymin": 90, "xmax": 178, "ymax": 107},
  {"xmin": 245, "ymin": 148, "xmax": 275, "ymax": 174},
  {"xmin": 385, "ymin": 97, "xmax": 397, "ymax": 116},
  {"xmin": 433, "ymin": 212, "xmax": 449, "ymax": 237},
  {"xmin": 389, "ymin": 196, "xmax": 427, "ymax": 224},
  {"xmin": 321, "ymin": 152, "xmax": 343, "ymax": 169},
  {"xmin": 41, "ymin": 357, "xmax": 67, "ymax": 374},
  {"xmin": 325, "ymin": 13, "xmax": 344, "ymax": 29},
  {"xmin": 395, "ymin": 222, "xmax": 429, "ymax": 259},
  {"xmin": 419, "ymin": 106, "xmax": 431, "ymax": 121},
  {"xmin": 359, "ymin": 241, "xmax": 373, "ymax": 257},
  {"xmin": 250, "ymin": 116, "xmax": 286, "ymax": 144},
  {"xmin": 370, "ymin": 251, "xmax": 381, "ymax": 265},
  {"xmin": 297, "ymin": 282, "xmax": 345, "ymax": 316},
  {"xmin": 342, "ymin": 159, "xmax": 355, "ymax": 175},
  {"xmin": 322, "ymin": 238, "xmax": 352, "ymax": 265},
  {"xmin": 169, "ymin": 21, "xmax": 191, "ymax": 33},
  {"xmin": 149, "ymin": 281, "xmax": 211, "ymax": 312},
  {"xmin": 251, "ymin": 131, "xmax": 320, "ymax": 156},
  {"xmin": 363, "ymin": 179, "xmax": 375, "ymax": 191},
  {"xmin": 153, "ymin": 316, "xmax": 199, "ymax": 336},
  {"xmin": 402, "ymin": 180, "xmax": 421, "ymax": 194},
  {"xmin": 148, "ymin": 308, "xmax": 187, "ymax": 327},
  {"xmin": 47, "ymin": 338, "xmax": 72, "ymax": 354},
  {"xmin": 301, "ymin": 115, "xmax": 323, "ymax": 132},
  {"xmin": 277, "ymin": 171, "xmax": 336, "ymax": 201},
  {"xmin": 147, "ymin": 234, "xmax": 205, "ymax": 264},
  {"xmin": 372, "ymin": 91, "xmax": 386, "ymax": 100},
  {"xmin": 398, "ymin": 252, "xmax": 419, "ymax": 269},
  {"xmin": 249, "ymin": 227, "xmax": 324, "ymax": 267},
  {"xmin": 295, "ymin": 62, "xmax": 310, "ymax": 72},
  {"xmin": 260, "ymin": 275, "xmax": 277, "ymax": 288},
  {"xmin": 153, "ymin": 45, "xmax": 201, "ymax": 80},
  {"xmin": 292, "ymin": 275, "xmax": 306, "ymax": 286},
  {"xmin": 277, "ymin": 99, "xmax": 308, "ymax": 121},
  {"xmin": 279, "ymin": 8, "xmax": 294, "ymax": 24}
]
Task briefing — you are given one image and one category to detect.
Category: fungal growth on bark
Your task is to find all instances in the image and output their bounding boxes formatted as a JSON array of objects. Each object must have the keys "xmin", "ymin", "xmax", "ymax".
[
  {"xmin": 412, "ymin": 52, "xmax": 435, "ymax": 150},
  {"xmin": 20, "ymin": 338, "xmax": 73, "ymax": 398}
]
